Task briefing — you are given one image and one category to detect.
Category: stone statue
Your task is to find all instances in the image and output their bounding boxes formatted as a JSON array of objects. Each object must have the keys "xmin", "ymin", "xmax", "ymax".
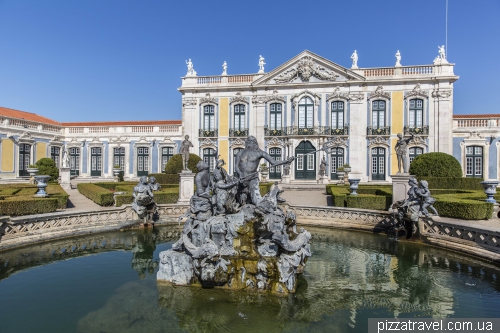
[
  {"xmin": 179, "ymin": 135, "xmax": 194, "ymax": 172},
  {"xmin": 185, "ymin": 59, "xmax": 197, "ymax": 76},
  {"xmin": 132, "ymin": 176, "xmax": 160, "ymax": 225},
  {"xmin": 395, "ymin": 50, "xmax": 401, "ymax": 67},
  {"xmin": 149, "ymin": 176, "xmax": 160, "ymax": 191},
  {"xmin": 350, "ymin": 50, "xmax": 358, "ymax": 69},
  {"xmin": 417, "ymin": 180, "xmax": 438, "ymax": 216},
  {"xmin": 258, "ymin": 55, "xmax": 266, "ymax": 73},
  {"xmin": 395, "ymin": 133, "xmax": 413, "ymax": 174},
  {"xmin": 221, "ymin": 61, "xmax": 227, "ymax": 75},
  {"xmin": 438, "ymin": 45, "xmax": 446, "ymax": 60},
  {"xmin": 62, "ymin": 146, "xmax": 69, "ymax": 168},
  {"xmin": 234, "ymin": 136, "xmax": 294, "ymax": 205},
  {"xmin": 158, "ymin": 137, "xmax": 310, "ymax": 295},
  {"xmin": 319, "ymin": 155, "xmax": 327, "ymax": 177}
]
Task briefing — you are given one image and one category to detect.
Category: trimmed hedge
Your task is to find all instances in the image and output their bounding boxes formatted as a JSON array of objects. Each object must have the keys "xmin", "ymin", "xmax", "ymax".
[
  {"xmin": 433, "ymin": 194, "xmax": 493, "ymax": 220},
  {"xmin": 77, "ymin": 183, "xmax": 115, "ymax": 206},
  {"xmin": 0, "ymin": 197, "xmax": 59, "ymax": 216},
  {"xmin": 409, "ymin": 152, "xmax": 462, "ymax": 177},
  {"xmin": 328, "ymin": 185, "xmax": 392, "ymax": 210},
  {"xmin": 35, "ymin": 157, "xmax": 60, "ymax": 181},
  {"xmin": 164, "ymin": 154, "xmax": 202, "ymax": 174},
  {"xmin": 416, "ymin": 177, "xmax": 484, "ymax": 191},
  {"xmin": 148, "ymin": 173, "xmax": 179, "ymax": 184},
  {"xmin": 346, "ymin": 195, "xmax": 387, "ymax": 211}
]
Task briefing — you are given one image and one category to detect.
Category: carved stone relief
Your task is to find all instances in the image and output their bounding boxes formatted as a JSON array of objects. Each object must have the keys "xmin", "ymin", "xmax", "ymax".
[{"xmin": 274, "ymin": 56, "xmax": 339, "ymax": 83}]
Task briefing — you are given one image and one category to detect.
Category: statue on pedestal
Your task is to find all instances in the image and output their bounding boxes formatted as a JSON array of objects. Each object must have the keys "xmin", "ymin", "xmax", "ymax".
[
  {"xmin": 179, "ymin": 135, "xmax": 194, "ymax": 172},
  {"xmin": 395, "ymin": 133, "xmax": 414, "ymax": 174},
  {"xmin": 395, "ymin": 50, "xmax": 402, "ymax": 67},
  {"xmin": 132, "ymin": 176, "xmax": 160, "ymax": 225},
  {"xmin": 185, "ymin": 59, "xmax": 197, "ymax": 76},
  {"xmin": 350, "ymin": 50, "xmax": 358, "ymax": 69},
  {"xmin": 221, "ymin": 61, "xmax": 227, "ymax": 75},
  {"xmin": 62, "ymin": 146, "xmax": 69, "ymax": 168},
  {"xmin": 258, "ymin": 55, "xmax": 266, "ymax": 73},
  {"xmin": 319, "ymin": 155, "xmax": 327, "ymax": 177}
]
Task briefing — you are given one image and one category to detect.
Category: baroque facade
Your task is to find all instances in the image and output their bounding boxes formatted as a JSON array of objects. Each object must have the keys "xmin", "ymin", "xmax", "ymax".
[
  {"xmin": 0, "ymin": 106, "xmax": 182, "ymax": 179},
  {"xmin": 180, "ymin": 50, "xmax": 458, "ymax": 182}
]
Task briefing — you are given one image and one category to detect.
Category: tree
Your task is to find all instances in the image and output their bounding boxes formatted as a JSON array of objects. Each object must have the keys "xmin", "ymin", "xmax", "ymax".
[
  {"xmin": 164, "ymin": 154, "xmax": 202, "ymax": 174},
  {"xmin": 409, "ymin": 152, "xmax": 462, "ymax": 178},
  {"xmin": 35, "ymin": 158, "xmax": 59, "ymax": 181}
]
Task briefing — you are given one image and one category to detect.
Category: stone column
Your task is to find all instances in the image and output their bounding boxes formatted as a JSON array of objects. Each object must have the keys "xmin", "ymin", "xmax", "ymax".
[
  {"xmin": 391, "ymin": 173, "xmax": 413, "ymax": 206},
  {"xmin": 59, "ymin": 167, "xmax": 71, "ymax": 190},
  {"xmin": 177, "ymin": 171, "xmax": 195, "ymax": 204},
  {"xmin": 348, "ymin": 95, "xmax": 367, "ymax": 181}
]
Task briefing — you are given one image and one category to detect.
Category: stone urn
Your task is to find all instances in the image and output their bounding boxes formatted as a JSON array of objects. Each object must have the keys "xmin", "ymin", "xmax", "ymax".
[
  {"xmin": 343, "ymin": 167, "xmax": 352, "ymax": 173},
  {"xmin": 336, "ymin": 171, "xmax": 345, "ymax": 183},
  {"xmin": 348, "ymin": 178, "xmax": 361, "ymax": 195},
  {"xmin": 112, "ymin": 167, "xmax": 122, "ymax": 177},
  {"xmin": 34, "ymin": 175, "xmax": 51, "ymax": 197},
  {"xmin": 259, "ymin": 164, "xmax": 269, "ymax": 182},
  {"xmin": 480, "ymin": 180, "xmax": 499, "ymax": 203},
  {"xmin": 27, "ymin": 167, "xmax": 39, "ymax": 177}
]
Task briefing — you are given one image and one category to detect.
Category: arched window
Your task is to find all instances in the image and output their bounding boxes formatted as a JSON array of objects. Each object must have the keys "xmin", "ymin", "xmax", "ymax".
[
  {"xmin": 331, "ymin": 101, "xmax": 344, "ymax": 129},
  {"xmin": 466, "ymin": 146, "xmax": 483, "ymax": 178},
  {"xmin": 270, "ymin": 103, "xmax": 282, "ymax": 130},
  {"xmin": 203, "ymin": 105, "xmax": 215, "ymax": 131},
  {"xmin": 409, "ymin": 99, "xmax": 423, "ymax": 128},
  {"xmin": 298, "ymin": 97, "xmax": 314, "ymax": 128},
  {"xmin": 372, "ymin": 100, "xmax": 386, "ymax": 128},
  {"xmin": 234, "ymin": 104, "xmax": 245, "ymax": 131}
]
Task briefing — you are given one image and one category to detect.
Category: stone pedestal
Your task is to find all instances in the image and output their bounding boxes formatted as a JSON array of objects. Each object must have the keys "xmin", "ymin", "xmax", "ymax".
[
  {"xmin": 281, "ymin": 174, "xmax": 290, "ymax": 183},
  {"xmin": 178, "ymin": 171, "xmax": 195, "ymax": 204},
  {"xmin": 60, "ymin": 167, "xmax": 71, "ymax": 190},
  {"xmin": 318, "ymin": 175, "xmax": 329, "ymax": 184},
  {"xmin": 391, "ymin": 173, "xmax": 413, "ymax": 206}
]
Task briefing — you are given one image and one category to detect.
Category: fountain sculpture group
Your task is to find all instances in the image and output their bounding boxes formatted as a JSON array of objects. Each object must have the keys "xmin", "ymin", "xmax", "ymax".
[
  {"xmin": 157, "ymin": 136, "xmax": 311, "ymax": 294},
  {"xmin": 131, "ymin": 176, "xmax": 160, "ymax": 225}
]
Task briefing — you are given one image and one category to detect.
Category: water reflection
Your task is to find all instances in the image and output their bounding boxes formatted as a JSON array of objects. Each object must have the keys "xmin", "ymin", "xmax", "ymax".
[{"xmin": 132, "ymin": 230, "xmax": 158, "ymax": 278}]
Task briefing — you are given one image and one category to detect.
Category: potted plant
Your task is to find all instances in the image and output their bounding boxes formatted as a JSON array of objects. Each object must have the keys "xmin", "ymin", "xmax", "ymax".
[
  {"xmin": 342, "ymin": 164, "xmax": 351, "ymax": 173},
  {"xmin": 113, "ymin": 165, "xmax": 122, "ymax": 177},
  {"xmin": 336, "ymin": 166, "xmax": 346, "ymax": 178},
  {"xmin": 259, "ymin": 163, "xmax": 269, "ymax": 182},
  {"xmin": 26, "ymin": 164, "xmax": 39, "ymax": 177}
]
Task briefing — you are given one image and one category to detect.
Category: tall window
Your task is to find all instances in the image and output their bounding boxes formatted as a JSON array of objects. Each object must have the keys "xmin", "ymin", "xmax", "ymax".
[
  {"xmin": 269, "ymin": 148, "xmax": 282, "ymax": 179},
  {"xmin": 330, "ymin": 148, "xmax": 344, "ymax": 180},
  {"xmin": 234, "ymin": 104, "xmax": 245, "ymax": 130},
  {"xmin": 298, "ymin": 97, "xmax": 314, "ymax": 128},
  {"xmin": 137, "ymin": 147, "xmax": 149, "ymax": 176},
  {"xmin": 270, "ymin": 103, "xmax": 282, "ymax": 130},
  {"xmin": 203, "ymin": 148, "xmax": 216, "ymax": 172},
  {"xmin": 409, "ymin": 147, "xmax": 423, "ymax": 164},
  {"xmin": 371, "ymin": 147, "xmax": 386, "ymax": 181},
  {"xmin": 409, "ymin": 99, "xmax": 423, "ymax": 128},
  {"xmin": 204, "ymin": 105, "xmax": 215, "ymax": 130},
  {"xmin": 114, "ymin": 147, "xmax": 125, "ymax": 171},
  {"xmin": 161, "ymin": 147, "xmax": 174, "ymax": 171},
  {"xmin": 51, "ymin": 146, "xmax": 60, "ymax": 167},
  {"xmin": 91, "ymin": 147, "xmax": 102, "ymax": 177},
  {"xmin": 372, "ymin": 100, "xmax": 386, "ymax": 128},
  {"xmin": 466, "ymin": 146, "xmax": 483, "ymax": 178},
  {"xmin": 331, "ymin": 101, "xmax": 344, "ymax": 129},
  {"xmin": 69, "ymin": 147, "xmax": 80, "ymax": 176},
  {"xmin": 19, "ymin": 144, "xmax": 31, "ymax": 177}
]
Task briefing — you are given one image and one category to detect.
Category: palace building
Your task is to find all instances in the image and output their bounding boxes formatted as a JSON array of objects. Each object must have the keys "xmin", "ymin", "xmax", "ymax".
[{"xmin": 180, "ymin": 50, "xmax": 458, "ymax": 182}]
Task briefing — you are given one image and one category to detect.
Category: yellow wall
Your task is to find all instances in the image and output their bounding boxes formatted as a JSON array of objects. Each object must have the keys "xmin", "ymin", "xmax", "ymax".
[
  {"xmin": 219, "ymin": 140, "xmax": 229, "ymax": 172},
  {"xmin": 36, "ymin": 142, "xmax": 47, "ymax": 161},
  {"xmin": 219, "ymin": 98, "xmax": 229, "ymax": 136},
  {"xmin": 1, "ymin": 139, "xmax": 14, "ymax": 172},
  {"xmin": 391, "ymin": 92, "xmax": 404, "ymax": 173}
]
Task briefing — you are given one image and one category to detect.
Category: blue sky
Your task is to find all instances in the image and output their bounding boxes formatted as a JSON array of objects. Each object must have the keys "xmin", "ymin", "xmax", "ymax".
[{"xmin": 0, "ymin": 0, "xmax": 498, "ymax": 122}]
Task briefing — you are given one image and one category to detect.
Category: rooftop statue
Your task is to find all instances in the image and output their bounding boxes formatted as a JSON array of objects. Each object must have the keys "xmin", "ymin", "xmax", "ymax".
[
  {"xmin": 185, "ymin": 58, "xmax": 197, "ymax": 76},
  {"xmin": 395, "ymin": 50, "xmax": 402, "ymax": 67},
  {"xmin": 350, "ymin": 50, "xmax": 358, "ymax": 69},
  {"xmin": 158, "ymin": 136, "xmax": 310, "ymax": 294},
  {"xmin": 221, "ymin": 61, "xmax": 227, "ymax": 75},
  {"xmin": 434, "ymin": 45, "xmax": 449, "ymax": 64},
  {"xmin": 258, "ymin": 55, "xmax": 266, "ymax": 73}
]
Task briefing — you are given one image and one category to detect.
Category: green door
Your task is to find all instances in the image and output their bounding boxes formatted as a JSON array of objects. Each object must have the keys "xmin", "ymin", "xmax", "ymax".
[
  {"xmin": 371, "ymin": 147, "xmax": 386, "ymax": 181},
  {"xmin": 269, "ymin": 148, "xmax": 282, "ymax": 179},
  {"xmin": 91, "ymin": 147, "xmax": 102, "ymax": 177},
  {"xmin": 295, "ymin": 141, "xmax": 316, "ymax": 180},
  {"xmin": 330, "ymin": 147, "xmax": 344, "ymax": 180},
  {"xmin": 69, "ymin": 147, "xmax": 80, "ymax": 176},
  {"xmin": 137, "ymin": 147, "xmax": 149, "ymax": 177},
  {"xmin": 19, "ymin": 144, "xmax": 31, "ymax": 177}
]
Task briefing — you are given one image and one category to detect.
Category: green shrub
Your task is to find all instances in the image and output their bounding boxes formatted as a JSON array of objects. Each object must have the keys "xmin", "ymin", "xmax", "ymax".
[
  {"xmin": 148, "ymin": 173, "xmax": 180, "ymax": 184},
  {"xmin": 433, "ymin": 195, "xmax": 493, "ymax": 220},
  {"xmin": 419, "ymin": 177, "xmax": 484, "ymax": 190},
  {"xmin": 35, "ymin": 158, "xmax": 59, "ymax": 181},
  {"xmin": 346, "ymin": 195, "xmax": 387, "ymax": 211},
  {"xmin": 77, "ymin": 183, "xmax": 114, "ymax": 206},
  {"xmin": 46, "ymin": 184, "xmax": 69, "ymax": 209},
  {"xmin": 164, "ymin": 154, "xmax": 202, "ymax": 174},
  {"xmin": 0, "ymin": 197, "xmax": 59, "ymax": 216},
  {"xmin": 409, "ymin": 152, "xmax": 462, "ymax": 178}
]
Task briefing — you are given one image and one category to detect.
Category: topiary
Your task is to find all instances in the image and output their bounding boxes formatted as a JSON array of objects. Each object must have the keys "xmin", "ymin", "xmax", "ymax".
[
  {"xmin": 409, "ymin": 152, "xmax": 462, "ymax": 178},
  {"xmin": 35, "ymin": 158, "xmax": 59, "ymax": 181},
  {"xmin": 164, "ymin": 154, "xmax": 202, "ymax": 174}
]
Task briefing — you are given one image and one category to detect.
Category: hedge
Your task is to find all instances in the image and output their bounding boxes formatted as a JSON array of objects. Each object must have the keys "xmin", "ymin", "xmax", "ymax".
[
  {"xmin": 433, "ymin": 194, "xmax": 493, "ymax": 220},
  {"xmin": 328, "ymin": 185, "xmax": 392, "ymax": 210},
  {"xmin": 0, "ymin": 197, "xmax": 59, "ymax": 216},
  {"xmin": 409, "ymin": 152, "xmax": 462, "ymax": 177},
  {"xmin": 346, "ymin": 195, "xmax": 387, "ymax": 211},
  {"xmin": 77, "ymin": 183, "xmax": 115, "ymax": 206},
  {"xmin": 148, "ymin": 173, "xmax": 179, "ymax": 184},
  {"xmin": 35, "ymin": 157, "xmax": 60, "ymax": 181},
  {"xmin": 416, "ymin": 177, "xmax": 484, "ymax": 191}
]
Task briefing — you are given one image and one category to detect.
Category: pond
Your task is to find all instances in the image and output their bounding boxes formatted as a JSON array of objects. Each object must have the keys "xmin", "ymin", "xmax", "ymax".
[{"xmin": 0, "ymin": 226, "xmax": 499, "ymax": 332}]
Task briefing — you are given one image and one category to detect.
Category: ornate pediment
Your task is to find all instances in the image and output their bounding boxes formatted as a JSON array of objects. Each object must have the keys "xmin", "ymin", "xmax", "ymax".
[
  {"xmin": 326, "ymin": 87, "xmax": 350, "ymax": 101},
  {"xmin": 324, "ymin": 136, "xmax": 348, "ymax": 149},
  {"xmin": 230, "ymin": 92, "xmax": 249, "ymax": 104},
  {"xmin": 229, "ymin": 138, "xmax": 245, "ymax": 148},
  {"xmin": 405, "ymin": 83, "xmax": 428, "ymax": 99},
  {"xmin": 368, "ymin": 86, "xmax": 391, "ymax": 100},
  {"xmin": 200, "ymin": 93, "xmax": 218, "ymax": 105},
  {"xmin": 199, "ymin": 138, "xmax": 218, "ymax": 149},
  {"xmin": 368, "ymin": 136, "xmax": 390, "ymax": 148},
  {"xmin": 291, "ymin": 90, "xmax": 321, "ymax": 107},
  {"xmin": 252, "ymin": 50, "xmax": 365, "ymax": 86},
  {"xmin": 110, "ymin": 136, "xmax": 129, "ymax": 147},
  {"xmin": 265, "ymin": 89, "xmax": 286, "ymax": 103},
  {"xmin": 432, "ymin": 89, "xmax": 452, "ymax": 99},
  {"xmin": 265, "ymin": 137, "xmax": 285, "ymax": 148},
  {"xmin": 409, "ymin": 135, "xmax": 428, "ymax": 147}
]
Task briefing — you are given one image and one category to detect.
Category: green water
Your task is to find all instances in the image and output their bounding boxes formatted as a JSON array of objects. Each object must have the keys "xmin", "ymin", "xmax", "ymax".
[{"xmin": 0, "ymin": 226, "xmax": 499, "ymax": 333}]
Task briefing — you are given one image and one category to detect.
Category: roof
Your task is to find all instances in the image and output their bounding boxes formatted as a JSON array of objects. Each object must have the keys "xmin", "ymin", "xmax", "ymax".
[
  {"xmin": 0, "ymin": 106, "xmax": 61, "ymax": 126},
  {"xmin": 454, "ymin": 114, "xmax": 500, "ymax": 119},
  {"xmin": 61, "ymin": 120, "xmax": 182, "ymax": 126}
]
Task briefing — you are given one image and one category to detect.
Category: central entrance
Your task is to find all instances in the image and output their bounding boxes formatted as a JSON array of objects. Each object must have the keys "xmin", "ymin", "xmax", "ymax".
[{"xmin": 295, "ymin": 140, "xmax": 316, "ymax": 180}]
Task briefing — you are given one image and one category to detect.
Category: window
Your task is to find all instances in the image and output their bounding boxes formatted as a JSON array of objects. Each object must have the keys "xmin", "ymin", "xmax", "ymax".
[
  {"xmin": 298, "ymin": 97, "xmax": 314, "ymax": 128},
  {"xmin": 69, "ymin": 147, "xmax": 80, "ymax": 176},
  {"xmin": 371, "ymin": 147, "xmax": 386, "ymax": 180},
  {"xmin": 19, "ymin": 144, "xmax": 31, "ymax": 177},
  {"xmin": 331, "ymin": 101, "xmax": 344, "ymax": 129},
  {"xmin": 51, "ymin": 146, "xmax": 60, "ymax": 167},
  {"xmin": 372, "ymin": 100, "xmax": 386, "ymax": 128},
  {"xmin": 161, "ymin": 147, "xmax": 174, "ymax": 171},
  {"xmin": 137, "ymin": 147, "xmax": 149, "ymax": 176},
  {"xmin": 114, "ymin": 147, "xmax": 125, "ymax": 171},
  {"xmin": 409, "ymin": 147, "xmax": 423, "ymax": 164},
  {"xmin": 409, "ymin": 99, "xmax": 423, "ymax": 128},
  {"xmin": 269, "ymin": 148, "xmax": 282, "ymax": 179},
  {"xmin": 466, "ymin": 146, "xmax": 483, "ymax": 178},
  {"xmin": 204, "ymin": 105, "xmax": 215, "ymax": 131},
  {"xmin": 330, "ymin": 148, "xmax": 344, "ymax": 179},
  {"xmin": 296, "ymin": 154, "xmax": 304, "ymax": 170},
  {"xmin": 91, "ymin": 147, "xmax": 102, "ymax": 176},
  {"xmin": 203, "ymin": 148, "xmax": 216, "ymax": 172},
  {"xmin": 234, "ymin": 104, "xmax": 245, "ymax": 130},
  {"xmin": 270, "ymin": 103, "xmax": 282, "ymax": 130}
]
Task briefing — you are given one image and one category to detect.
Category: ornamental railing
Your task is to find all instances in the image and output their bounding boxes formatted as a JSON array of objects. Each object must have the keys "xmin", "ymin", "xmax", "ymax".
[
  {"xmin": 199, "ymin": 129, "xmax": 218, "ymax": 137},
  {"xmin": 367, "ymin": 126, "xmax": 391, "ymax": 136},
  {"xmin": 264, "ymin": 126, "xmax": 349, "ymax": 137},
  {"xmin": 229, "ymin": 128, "xmax": 248, "ymax": 137},
  {"xmin": 264, "ymin": 127, "xmax": 283, "ymax": 136},
  {"xmin": 330, "ymin": 126, "xmax": 349, "ymax": 136},
  {"xmin": 404, "ymin": 125, "xmax": 429, "ymax": 135}
]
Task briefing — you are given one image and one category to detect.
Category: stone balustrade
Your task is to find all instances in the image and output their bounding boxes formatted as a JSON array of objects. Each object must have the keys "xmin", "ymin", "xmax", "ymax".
[
  {"xmin": 1, "ymin": 116, "xmax": 63, "ymax": 134},
  {"xmin": 453, "ymin": 117, "xmax": 500, "ymax": 129},
  {"xmin": 63, "ymin": 124, "xmax": 182, "ymax": 136}
]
